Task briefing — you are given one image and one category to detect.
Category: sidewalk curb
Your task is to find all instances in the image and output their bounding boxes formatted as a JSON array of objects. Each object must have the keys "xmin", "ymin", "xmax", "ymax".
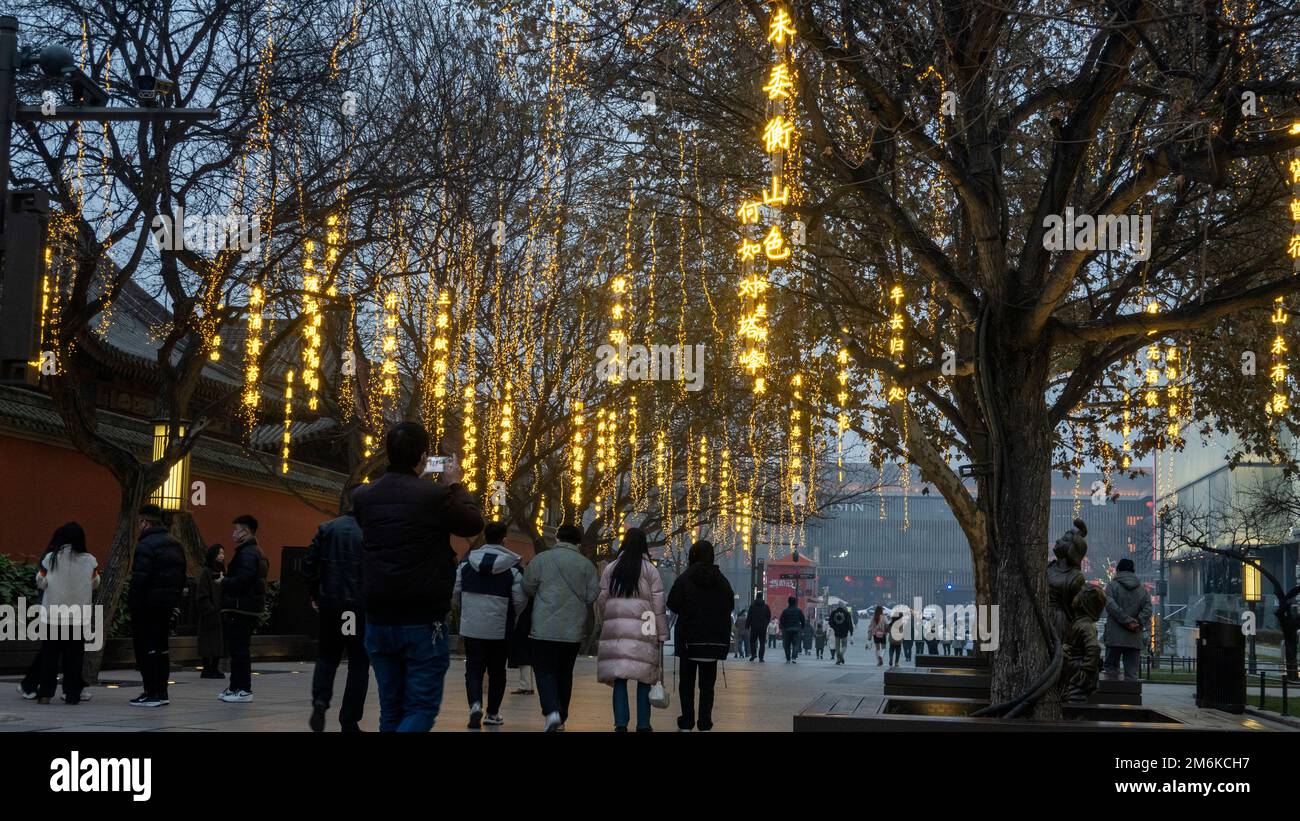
[{"xmin": 1243, "ymin": 706, "xmax": 1300, "ymax": 730}]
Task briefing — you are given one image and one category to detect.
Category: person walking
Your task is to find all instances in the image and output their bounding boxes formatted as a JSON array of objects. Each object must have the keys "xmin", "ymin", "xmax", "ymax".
[
  {"xmin": 455, "ymin": 520, "xmax": 526, "ymax": 729},
  {"xmin": 129, "ymin": 505, "xmax": 186, "ymax": 707},
  {"xmin": 900, "ymin": 608, "xmax": 915, "ymax": 664},
  {"xmin": 667, "ymin": 539, "xmax": 734, "ymax": 732},
  {"xmin": 779, "ymin": 597, "xmax": 806, "ymax": 663},
  {"xmin": 596, "ymin": 527, "xmax": 667, "ymax": 732},
  {"xmin": 746, "ymin": 594, "xmax": 771, "ymax": 662},
  {"xmin": 195, "ymin": 545, "xmax": 225, "ymax": 680},
  {"xmin": 887, "ymin": 609, "xmax": 903, "ymax": 667},
  {"xmin": 767, "ymin": 618, "xmax": 778, "ymax": 649},
  {"xmin": 868, "ymin": 606, "xmax": 890, "ymax": 666},
  {"xmin": 813, "ymin": 619, "xmax": 828, "ymax": 659},
  {"xmin": 828, "ymin": 605, "xmax": 853, "ymax": 664},
  {"xmin": 508, "ymin": 539, "xmax": 545, "ymax": 697},
  {"xmin": 801, "ymin": 618, "xmax": 814, "ymax": 656},
  {"xmin": 1103, "ymin": 558, "xmax": 1152, "ymax": 681},
  {"xmin": 303, "ymin": 510, "xmax": 369, "ymax": 732},
  {"xmin": 17, "ymin": 529, "xmax": 78, "ymax": 701},
  {"xmin": 34, "ymin": 522, "xmax": 98, "ymax": 705},
  {"xmin": 352, "ymin": 423, "xmax": 484, "ymax": 732},
  {"xmin": 218, "ymin": 515, "xmax": 269, "ymax": 704},
  {"xmin": 523, "ymin": 522, "xmax": 599, "ymax": 732},
  {"xmin": 733, "ymin": 611, "xmax": 748, "ymax": 659}
]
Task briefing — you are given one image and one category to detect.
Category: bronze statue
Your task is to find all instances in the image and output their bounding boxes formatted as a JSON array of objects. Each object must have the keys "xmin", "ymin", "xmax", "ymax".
[
  {"xmin": 1046, "ymin": 518, "xmax": 1088, "ymax": 640},
  {"xmin": 1062, "ymin": 586, "xmax": 1106, "ymax": 703}
]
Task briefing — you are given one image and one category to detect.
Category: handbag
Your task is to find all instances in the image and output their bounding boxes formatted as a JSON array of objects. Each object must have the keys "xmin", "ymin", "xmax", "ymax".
[{"xmin": 649, "ymin": 645, "xmax": 670, "ymax": 709}]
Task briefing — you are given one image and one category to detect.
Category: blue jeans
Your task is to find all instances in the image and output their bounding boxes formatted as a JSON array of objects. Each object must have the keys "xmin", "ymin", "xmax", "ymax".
[
  {"xmin": 612, "ymin": 679, "xmax": 651, "ymax": 730},
  {"xmin": 364, "ymin": 622, "xmax": 450, "ymax": 732}
]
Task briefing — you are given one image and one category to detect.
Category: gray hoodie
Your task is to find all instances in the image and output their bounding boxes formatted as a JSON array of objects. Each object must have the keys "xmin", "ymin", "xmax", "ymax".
[
  {"xmin": 453, "ymin": 544, "xmax": 526, "ymax": 640},
  {"xmin": 1103, "ymin": 571, "xmax": 1152, "ymax": 649}
]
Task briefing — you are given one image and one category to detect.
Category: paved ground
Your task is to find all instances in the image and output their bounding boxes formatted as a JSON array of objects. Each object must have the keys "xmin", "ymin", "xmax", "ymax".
[{"xmin": 0, "ymin": 643, "xmax": 1273, "ymax": 732}]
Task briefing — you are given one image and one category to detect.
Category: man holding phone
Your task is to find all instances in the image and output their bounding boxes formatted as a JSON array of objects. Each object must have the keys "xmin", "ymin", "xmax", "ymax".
[{"xmin": 352, "ymin": 422, "xmax": 484, "ymax": 732}]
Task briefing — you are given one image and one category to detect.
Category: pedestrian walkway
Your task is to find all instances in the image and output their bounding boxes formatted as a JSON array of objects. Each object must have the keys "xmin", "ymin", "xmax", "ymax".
[{"xmin": 0, "ymin": 647, "xmax": 1226, "ymax": 732}]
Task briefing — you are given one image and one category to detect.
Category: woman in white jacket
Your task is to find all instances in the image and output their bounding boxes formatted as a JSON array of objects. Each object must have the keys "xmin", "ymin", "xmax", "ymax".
[{"xmin": 35, "ymin": 522, "xmax": 99, "ymax": 704}]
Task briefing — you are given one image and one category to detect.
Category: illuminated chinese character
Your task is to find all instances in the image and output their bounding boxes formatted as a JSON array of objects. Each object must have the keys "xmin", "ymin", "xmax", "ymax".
[
  {"xmin": 1145, "ymin": 390, "xmax": 1158, "ymax": 407},
  {"xmin": 1145, "ymin": 368, "xmax": 1158, "ymax": 385},
  {"xmin": 887, "ymin": 386, "xmax": 906, "ymax": 402},
  {"xmin": 739, "ymin": 312, "xmax": 767, "ymax": 340},
  {"xmin": 738, "ymin": 274, "xmax": 769, "ymax": 299},
  {"xmin": 1273, "ymin": 304, "xmax": 1288, "ymax": 324},
  {"xmin": 764, "ymin": 63, "xmax": 794, "ymax": 100},
  {"xmin": 763, "ymin": 116, "xmax": 795, "ymax": 152},
  {"xmin": 738, "ymin": 200, "xmax": 762, "ymax": 224},
  {"xmin": 1271, "ymin": 362, "xmax": 1288, "ymax": 383},
  {"xmin": 767, "ymin": 7, "xmax": 797, "ymax": 45},
  {"xmin": 1273, "ymin": 393, "xmax": 1290, "ymax": 415},
  {"xmin": 764, "ymin": 225, "xmax": 790, "ymax": 260},
  {"xmin": 1289, "ymin": 235, "xmax": 1300, "ymax": 259},
  {"xmin": 740, "ymin": 347, "xmax": 767, "ymax": 373},
  {"xmin": 889, "ymin": 313, "xmax": 904, "ymax": 331},
  {"xmin": 762, "ymin": 175, "xmax": 789, "ymax": 206},
  {"xmin": 738, "ymin": 239, "xmax": 762, "ymax": 261},
  {"xmin": 890, "ymin": 285, "xmax": 904, "ymax": 304},
  {"xmin": 889, "ymin": 337, "xmax": 904, "ymax": 355},
  {"xmin": 1273, "ymin": 335, "xmax": 1288, "ymax": 356},
  {"xmin": 1291, "ymin": 198, "xmax": 1300, "ymax": 222},
  {"xmin": 1291, "ymin": 158, "xmax": 1300, "ymax": 184}
]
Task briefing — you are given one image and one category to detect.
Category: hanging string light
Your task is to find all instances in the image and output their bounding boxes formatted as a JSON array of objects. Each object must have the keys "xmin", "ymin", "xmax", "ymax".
[
  {"xmin": 301, "ymin": 240, "xmax": 323, "ymax": 412},
  {"xmin": 281, "ymin": 369, "xmax": 294, "ymax": 474},
  {"xmin": 836, "ymin": 343, "xmax": 849, "ymax": 481},
  {"xmin": 381, "ymin": 290, "xmax": 400, "ymax": 397},
  {"xmin": 462, "ymin": 385, "xmax": 478, "ymax": 493},
  {"xmin": 569, "ymin": 399, "xmax": 586, "ymax": 512}
]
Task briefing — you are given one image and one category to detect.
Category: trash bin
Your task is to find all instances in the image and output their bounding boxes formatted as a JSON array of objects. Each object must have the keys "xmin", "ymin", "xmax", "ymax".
[{"xmin": 1195, "ymin": 620, "xmax": 1245, "ymax": 713}]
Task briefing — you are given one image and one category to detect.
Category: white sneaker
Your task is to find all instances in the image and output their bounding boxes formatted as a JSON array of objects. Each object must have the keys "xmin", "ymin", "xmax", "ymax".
[
  {"xmin": 543, "ymin": 711, "xmax": 562, "ymax": 732},
  {"xmin": 468, "ymin": 702, "xmax": 483, "ymax": 729},
  {"xmin": 219, "ymin": 690, "xmax": 253, "ymax": 703},
  {"xmin": 484, "ymin": 714, "xmax": 504, "ymax": 726},
  {"xmin": 17, "ymin": 684, "xmax": 37, "ymax": 700}
]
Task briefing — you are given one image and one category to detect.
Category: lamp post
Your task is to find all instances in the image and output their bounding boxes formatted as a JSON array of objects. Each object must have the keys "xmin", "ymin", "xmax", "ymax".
[
  {"xmin": 1244, "ymin": 559, "xmax": 1262, "ymax": 674},
  {"xmin": 149, "ymin": 419, "xmax": 191, "ymax": 511}
]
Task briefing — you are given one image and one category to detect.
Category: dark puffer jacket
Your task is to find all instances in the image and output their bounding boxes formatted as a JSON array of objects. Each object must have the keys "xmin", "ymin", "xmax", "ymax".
[
  {"xmin": 129, "ymin": 526, "xmax": 187, "ymax": 612},
  {"xmin": 666, "ymin": 562, "xmax": 735, "ymax": 660},
  {"xmin": 351, "ymin": 469, "xmax": 484, "ymax": 625},
  {"xmin": 222, "ymin": 540, "xmax": 269, "ymax": 617},
  {"xmin": 303, "ymin": 514, "xmax": 365, "ymax": 611}
]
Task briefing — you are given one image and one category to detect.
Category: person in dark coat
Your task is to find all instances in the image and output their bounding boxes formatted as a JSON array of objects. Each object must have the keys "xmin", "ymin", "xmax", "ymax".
[
  {"xmin": 779, "ymin": 596, "xmax": 806, "ymax": 662},
  {"xmin": 304, "ymin": 511, "xmax": 369, "ymax": 732},
  {"xmin": 352, "ymin": 422, "xmax": 484, "ymax": 732},
  {"xmin": 746, "ymin": 594, "xmax": 772, "ymax": 662},
  {"xmin": 1103, "ymin": 558, "xmax": 1152, "ymax": 681},
  {"xmin": 508, "ymin": 539, "xmax": 543, "ymax": 695},
  {"xmin": 195, "ymin": 544, "xmax": 225, "ymax": 679},
  {"xmin": 128, "ymin": 505, "xmax": 187, "ymax": 707},
  {"xmin": 666, "ymin": 540, "xmax": 735, "ymax": 731},
  {"xmin": 828, "ymin": 605, "xmax": 853, "ymax": 664},
  {"xmin": 219, "ymin": 514, "xmax": 268, "ymax": 703}
]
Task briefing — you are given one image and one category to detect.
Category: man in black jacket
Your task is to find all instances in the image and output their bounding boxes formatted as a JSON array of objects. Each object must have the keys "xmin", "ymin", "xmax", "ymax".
[
  {"xmin": 219, "ymin": 514, "xmax": 268, "ymax": 703},
  {"xmin": 303, "ymin": 510, "xmax": 368, "ymax": 732},
  {"xmin": 128, "ymin": 505, "xmax": 186, "ymax": 707},
  {"xmin": 666, "ymin": 540, "xmax": 734, "ymax": 731},
  {"xmin": 779, "ymin": 596, "xmax": 806, "ymax": 663},
  {"xmin": 746, "ymin": 594, "xmax": 772, "ymax": 662},
  {"xmin": 352, "ymin": 422, "xmax": 484, "ymax": 732},
  {"xmin": 828, "ymin": 605, "xmax": 853, "ymax": 665}
]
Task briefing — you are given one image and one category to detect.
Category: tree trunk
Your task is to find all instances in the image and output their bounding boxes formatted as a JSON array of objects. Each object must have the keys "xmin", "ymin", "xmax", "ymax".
[
  {"xmin": 85, "ymin": 472, "xmax": 148, "ymax": 683},
  {"xmin": 986, "ymin": 343, "xmax": 1057, "ymax": 718}
]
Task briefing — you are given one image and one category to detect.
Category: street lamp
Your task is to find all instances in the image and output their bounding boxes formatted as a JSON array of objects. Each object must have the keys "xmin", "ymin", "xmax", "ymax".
[
  {"xmin": 1244, "ymin": 561, "xmax": 1262, "ymax": 674},
  {"xmin": 149, "ymin": 420, "xmax": 191, "ymax": 511}
]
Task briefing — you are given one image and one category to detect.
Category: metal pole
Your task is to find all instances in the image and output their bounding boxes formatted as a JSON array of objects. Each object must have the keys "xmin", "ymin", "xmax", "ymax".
[{"xmin": 0, "ymin": 16, "xmax": 19, "ymax": 240}]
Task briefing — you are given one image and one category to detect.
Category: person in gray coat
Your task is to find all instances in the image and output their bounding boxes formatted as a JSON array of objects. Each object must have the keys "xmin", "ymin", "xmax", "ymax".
[
  {"xmin": 521, "ymin": 522, "xmax": 600, "ymax": 731},
  {"xmin": 1103, "ymin": 558, "xmax": 1152, "ymax": 681}
]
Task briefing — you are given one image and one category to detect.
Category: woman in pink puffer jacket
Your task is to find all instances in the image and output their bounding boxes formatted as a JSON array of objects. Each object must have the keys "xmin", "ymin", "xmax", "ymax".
[{"xmin": 596, "ymin": 528, "xmax": 668, "ymax": 732}]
